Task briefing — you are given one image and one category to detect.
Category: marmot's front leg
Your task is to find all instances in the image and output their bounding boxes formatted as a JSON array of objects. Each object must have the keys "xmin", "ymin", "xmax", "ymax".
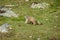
[{"xmin": 25, "ymin": 19, "xmax": 28, "ymax": 24}]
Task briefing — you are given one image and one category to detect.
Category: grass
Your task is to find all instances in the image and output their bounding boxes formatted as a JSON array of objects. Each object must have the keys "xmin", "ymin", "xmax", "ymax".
[{"xmin": 0, "ymin": 0, "xmax": 60, "ymax": 40}]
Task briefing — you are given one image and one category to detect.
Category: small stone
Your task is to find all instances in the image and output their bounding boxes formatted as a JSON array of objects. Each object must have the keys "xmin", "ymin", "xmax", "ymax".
[
  {"xmin": 29, "ymin": 35, "xmax": 32, "ymax": 38},
  {"xmin": 37, "ymin": 38, "xmax": 40, "ymax": 40},
  {"xmin": 54, "ymin": 26, "xmax": 57, "ymax": 28},
  {"xmin": 9, "ymin": 27, "xmax": 12, "ymax": 30},
  {"xmin": 45, "ymin": 19, "xmax": 48, "ymax": 21},
  {"xmin": 25, "ymin": 0, "xmax": 29, "ymax": 2},
  {"xmin": 55, "ymin": 16, "xmax": 58, "ymax": 17}
]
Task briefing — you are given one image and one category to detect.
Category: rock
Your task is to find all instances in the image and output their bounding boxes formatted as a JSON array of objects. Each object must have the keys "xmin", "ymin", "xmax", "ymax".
[
  {"xmin": 25, "ymin": 0, "xmax": 29, "ymax": 2},
  {"xmin": 31, "ymin": 2, "xmax": 50, "ymax": 9},
  {"xmin": 45, "ymin": 19, "xmax": 49, "ymax": 21},
  {"xmin": 29, "ymin": 35, "xmax": 32, "ymax": 38},
  {"xmin": 55, "ymin": 16, "xmax": 58, "ymax": 17},
  {"xmin": 0, "ymin": 23, "xmax": 11, "ymax": 33},
  {"xmin": 54, "ymin": 26, "xmax": 57, "ymax": 28},
  {"xmin": 37, "ymin": 38, "xmax": 40, "ymax": 40},
  {"xmin": 0, "ymin": 7, "xmax": 18, "ymax": 17}
]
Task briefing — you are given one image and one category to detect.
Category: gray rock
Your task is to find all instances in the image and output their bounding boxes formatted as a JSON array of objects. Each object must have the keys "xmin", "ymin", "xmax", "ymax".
[
  {"xmin": 31, "ymin": 2, "xmax": 50, "ymax": 9},
  {"xmin": 0, "ymin": 23, "xmax": 10, "ymax": 33},
  {"xmin": 0, "ymin": 7, "xmax": 18, "ymax": 17}
]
